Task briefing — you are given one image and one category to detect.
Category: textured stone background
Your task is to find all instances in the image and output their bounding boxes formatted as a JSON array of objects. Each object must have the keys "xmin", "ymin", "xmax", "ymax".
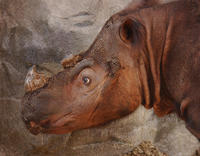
[{"xmin": 0, "ymin": 0, "xmax": 199, "ymax": 156}]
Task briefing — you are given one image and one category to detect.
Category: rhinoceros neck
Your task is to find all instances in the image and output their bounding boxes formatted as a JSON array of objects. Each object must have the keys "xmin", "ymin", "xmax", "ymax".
[{"xmin": 137, "ymin": 2, "xmax": 181, "ymax": 115}]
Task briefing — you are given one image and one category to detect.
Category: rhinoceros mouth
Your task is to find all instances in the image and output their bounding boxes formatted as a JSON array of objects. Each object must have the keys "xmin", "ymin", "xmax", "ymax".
[
  {"xmin": 32, "ymin": 122, "xmax": 75, "ymax": 135},
  {"xmin": 41, "ymin": 124, "xmax": 74, "ymax": 134},
  {"xmin": 24, "ymin": 112, "xmax": 74, "ymax": 135},
  {"xmin": 25, "ymin": 120, "xmax": 67, "ymax": 135}
]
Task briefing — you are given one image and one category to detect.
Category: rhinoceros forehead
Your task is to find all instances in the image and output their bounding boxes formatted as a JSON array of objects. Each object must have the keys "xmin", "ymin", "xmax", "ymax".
[{"xmin": 87, "ymin": 20, "xmax": 120, "ymax": 63}]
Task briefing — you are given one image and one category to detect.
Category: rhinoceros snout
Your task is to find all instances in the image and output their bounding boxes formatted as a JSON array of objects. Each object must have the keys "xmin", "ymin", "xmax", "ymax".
[
  {"xmin": 21, "ymin": 108, "xmax": 48, "ymax": 135},
  {"xmin": 23, "ymin": 117, "xmax": 45, "ymax": 135},
  {"xmin": 24, "ymin": 65, "xmax": 49, "ymax": 93}
]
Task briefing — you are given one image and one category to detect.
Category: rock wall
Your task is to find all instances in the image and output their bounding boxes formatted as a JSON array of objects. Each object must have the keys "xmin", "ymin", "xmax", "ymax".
[{"xmin": 0, "ymin": 0, "xmax": 199, "ymax": 156}]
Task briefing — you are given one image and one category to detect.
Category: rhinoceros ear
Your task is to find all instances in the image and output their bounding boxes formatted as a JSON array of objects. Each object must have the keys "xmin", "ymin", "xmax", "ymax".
[{"xmin": 119, "ymin": 18, "xmax": 142, "ymax": 45}]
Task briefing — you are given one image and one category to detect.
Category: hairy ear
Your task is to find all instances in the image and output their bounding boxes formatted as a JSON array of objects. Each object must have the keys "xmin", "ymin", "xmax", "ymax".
[{"xmin": 119, "ymin": 18, "xmax": 142, "ymax": 45}]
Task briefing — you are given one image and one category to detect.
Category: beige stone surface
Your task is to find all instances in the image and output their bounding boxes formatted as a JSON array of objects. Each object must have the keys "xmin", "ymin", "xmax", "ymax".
[
  {"xmin": 122, "ymin": 141, "xmax": 168, "ymax": 156},
  {"xmin": 0, "ymin": 0, "xmax": 199, "ymax": 156}
]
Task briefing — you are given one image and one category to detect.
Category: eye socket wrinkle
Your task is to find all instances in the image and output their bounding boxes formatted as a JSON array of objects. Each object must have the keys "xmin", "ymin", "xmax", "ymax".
[{"xmin": 67, "ymin": 58, "xmax": 94, "ymax": 81}]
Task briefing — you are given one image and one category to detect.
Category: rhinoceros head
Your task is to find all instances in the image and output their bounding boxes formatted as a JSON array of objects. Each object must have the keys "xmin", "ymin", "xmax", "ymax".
[{"xmin": 21, "ymin": 12, "xmax": 146, "ymax": 135}]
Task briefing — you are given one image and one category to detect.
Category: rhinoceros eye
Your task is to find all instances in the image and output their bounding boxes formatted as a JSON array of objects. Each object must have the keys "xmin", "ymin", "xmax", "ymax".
[{"xmin": 82, "ymin": 76, "xmax": 91, "ymax": 85}]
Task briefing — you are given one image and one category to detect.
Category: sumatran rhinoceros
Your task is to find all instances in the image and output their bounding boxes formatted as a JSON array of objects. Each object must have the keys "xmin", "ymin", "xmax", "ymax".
[{"xmin": 21, "ymin": 0, "xmax": 200, "ymax": 139}]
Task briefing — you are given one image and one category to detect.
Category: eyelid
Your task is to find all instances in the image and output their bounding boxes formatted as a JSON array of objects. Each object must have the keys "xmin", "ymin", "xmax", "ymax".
[{"xmin": 80, "ymin": 67, "xmax": 95, "ymax": 76}]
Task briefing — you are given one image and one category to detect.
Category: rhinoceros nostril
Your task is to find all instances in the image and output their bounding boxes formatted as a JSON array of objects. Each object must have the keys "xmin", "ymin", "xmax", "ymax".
[
  {"xmin": 30, "ymin": 121, "xmax": 37, "ymax": 128},
  {"xmin": 27, "ymin": 121, "xmax": 44, "ymax": 135},
  {"xmin": 24, "ymin": 65, "xmax": 49, "ymax": 93}
]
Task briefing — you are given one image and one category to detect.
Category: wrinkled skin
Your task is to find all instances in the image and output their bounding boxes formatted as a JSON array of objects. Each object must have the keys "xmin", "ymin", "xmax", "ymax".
[{"xmin": 22, "ymin": 0, "xmax": 200, "ymax": 140}]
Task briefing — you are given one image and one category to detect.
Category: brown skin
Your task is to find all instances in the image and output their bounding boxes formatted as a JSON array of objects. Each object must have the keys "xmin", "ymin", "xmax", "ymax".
[{"xmin": 22, "ymin": 0, "xmax": 200, "ymax": 139}]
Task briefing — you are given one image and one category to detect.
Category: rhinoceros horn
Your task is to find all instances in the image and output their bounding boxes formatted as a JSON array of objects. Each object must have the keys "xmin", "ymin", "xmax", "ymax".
[
  {"xmin": 24, "ymin": 63, "xmax": 63, "ymax": 93},
  {"xmin": 24, "ymin": 65, "xmax": 48, "ymax": 93},
  {"xmin": 61, "ymin": 53, "xmax": 83, "ymax": 68}
]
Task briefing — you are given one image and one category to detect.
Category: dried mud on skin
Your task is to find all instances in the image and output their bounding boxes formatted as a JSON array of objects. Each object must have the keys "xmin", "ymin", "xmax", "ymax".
[{"xmin": 122, "ymin": 141, "xmax": 167, "ymax": 156}]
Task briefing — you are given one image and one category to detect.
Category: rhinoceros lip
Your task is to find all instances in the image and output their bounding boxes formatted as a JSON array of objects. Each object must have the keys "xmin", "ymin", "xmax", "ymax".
[
  {"xmin": 29, "ymin": 112, "xmax": 74, "ymax": 134},
  {"xmin": 40, "ymin": 122, "xmax": 75, "ymax": 134},
  {"xmin": 42, "ymin": 126, "xmax": 74, "ymax": 134},
  {"xmin": 42, "ymin": 119, "xmax": 75, "ymax": 134}
]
